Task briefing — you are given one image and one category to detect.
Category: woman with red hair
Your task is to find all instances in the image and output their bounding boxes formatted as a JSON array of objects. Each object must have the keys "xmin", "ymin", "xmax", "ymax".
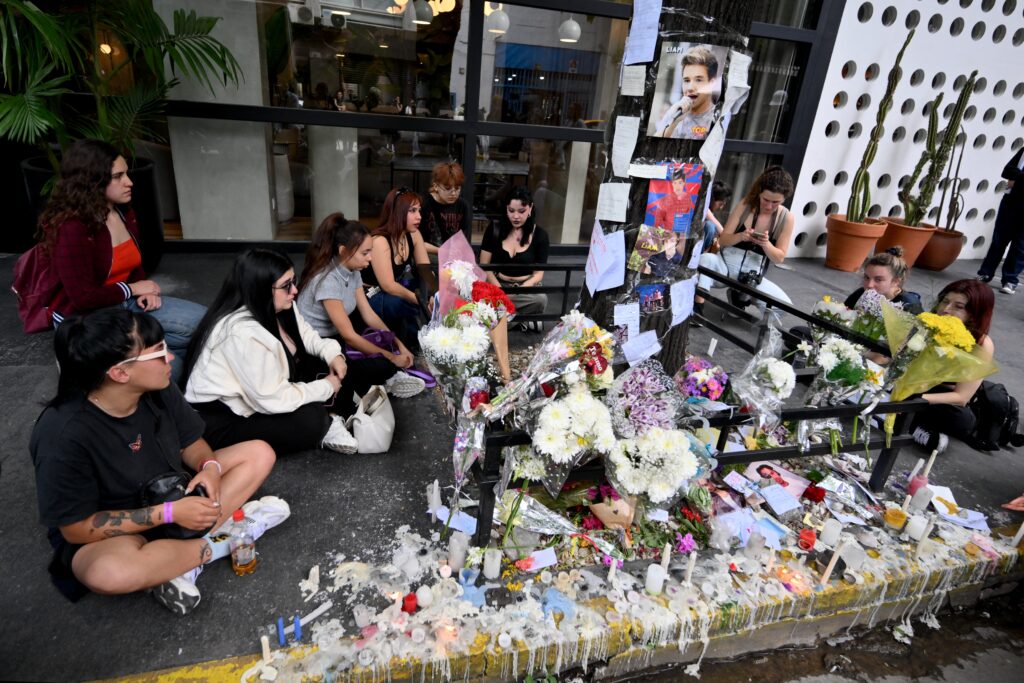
[
  {"xmin": 910, "ymin": 279, "xmax": 996, "ymax": 454},
  {"xmin": 364, "ymin": 188, "xmax": 436, "ymax": 350}
]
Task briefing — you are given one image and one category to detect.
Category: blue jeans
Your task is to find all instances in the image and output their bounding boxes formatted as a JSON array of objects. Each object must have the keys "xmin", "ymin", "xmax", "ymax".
[
  {"xmin": 368, "ymin": 291, "xmax": 421, "ymax": 350},
  {"xmin": 978, "ymin": 194, "xmax": 1024, "ymax": 285},
  {"xmin": 123, "ymin": 296, "xmax": 206, "ymax": 382}
]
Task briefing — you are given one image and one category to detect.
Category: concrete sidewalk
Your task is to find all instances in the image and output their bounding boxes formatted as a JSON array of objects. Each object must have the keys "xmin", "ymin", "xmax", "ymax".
[{"xmin": 0, "ymin": 252, "xmax": 1021, "ymax": 682}]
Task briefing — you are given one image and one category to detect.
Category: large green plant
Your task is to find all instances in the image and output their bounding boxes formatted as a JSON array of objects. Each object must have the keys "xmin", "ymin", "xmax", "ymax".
[
  {"xmin": 845, "ymin": 30, "xmax": 914, "ymax": 223},
  {"xmin": 899, "ymin": 70, "xmax": 976, "ymax": 227},
  {"xmin": 0, "ymin": 0, "xmax": 242, "ymax": 163}
]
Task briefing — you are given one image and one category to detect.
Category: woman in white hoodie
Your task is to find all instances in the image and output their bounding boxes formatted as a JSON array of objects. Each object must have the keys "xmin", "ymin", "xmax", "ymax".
[{"xmin": 183, "ymin": 249, "xmax": 358, "ymax": 454}]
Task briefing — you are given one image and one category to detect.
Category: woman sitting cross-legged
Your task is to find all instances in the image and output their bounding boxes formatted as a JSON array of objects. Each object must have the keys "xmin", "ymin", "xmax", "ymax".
[
  {"xmin": 183, "ymin": 248, "xmax": 359, "ymax": 455},
  {"xmin": 364, "ymin": 187, "xmax": 437, "ymax": 350},
  {"xmin": 30, "ymin": 308, "xmax": 287, "ymax": 615},
  {"xmin": 297, "ymin": 213, "xmax": 426, "ymax": 405}
]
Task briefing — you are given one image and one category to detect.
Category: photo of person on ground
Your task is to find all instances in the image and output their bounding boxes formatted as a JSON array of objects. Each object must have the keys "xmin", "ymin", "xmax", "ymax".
[{"xmin": 649, "ymin": 43, "xmax": 726, "ymax": 140}]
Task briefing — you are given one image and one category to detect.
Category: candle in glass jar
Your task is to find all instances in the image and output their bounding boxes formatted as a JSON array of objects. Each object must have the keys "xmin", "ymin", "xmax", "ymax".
[
  {"xmin": 820, "ymin": 519, "xmax": 842, "ymax": 547},
  {"xmin": 645, "ymin": 564, "xmax": 666, "ymax": 595}
]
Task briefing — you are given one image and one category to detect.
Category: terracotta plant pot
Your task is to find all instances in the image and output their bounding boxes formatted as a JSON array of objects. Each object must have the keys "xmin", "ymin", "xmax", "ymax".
[
  {"xmin": 824, "ymin": 214, "xmax": 888, "ymax": 272},
  {"xmin": 875, "ymin": 218, "xmax": 937, "ymax": 268},
  {"xmin": 915, "ymin": 229, "xmax": 965, "ymax": 271}
]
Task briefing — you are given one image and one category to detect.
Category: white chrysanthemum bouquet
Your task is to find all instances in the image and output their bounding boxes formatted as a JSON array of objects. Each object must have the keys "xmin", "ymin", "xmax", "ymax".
[
  {"xmin": 533, "ymin": 382, "xmax": 616, "ymax": 465},
  {"xmin": 754, "ymin": 357, "xmax": 795, "ymax": 399},
  {"xmin": 606, "ymin": 427, "xmax": 698, "ymax": 506}
]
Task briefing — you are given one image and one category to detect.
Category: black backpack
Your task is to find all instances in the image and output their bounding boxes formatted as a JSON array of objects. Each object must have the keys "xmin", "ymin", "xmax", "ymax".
[{"xmin": 969, "ymin": 381, "xmax": 1024, "ymax": 450}]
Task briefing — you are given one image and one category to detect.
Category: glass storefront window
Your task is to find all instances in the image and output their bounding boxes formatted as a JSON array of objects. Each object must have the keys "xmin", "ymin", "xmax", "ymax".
[
  {"xmin": 474, "ymin": 5, "xmax": 627, "ymax": 128},
  {"xmin": 265, "ymin": 0, "xmax": 465, "ymax": 118},
  {"xmin": 728, "ymin": 38, "xmax": 809, "ymax": 143},
  {"xmin": 712, "ymin": 152, "xmax": 786, "ymax": 218},
  {"xmin": 471, "ymin": 135, "xmax": 606, "ymax": 245},
  {"xmin": 753, "ymin": 0, "xmax": 822, "ymax": 29}
]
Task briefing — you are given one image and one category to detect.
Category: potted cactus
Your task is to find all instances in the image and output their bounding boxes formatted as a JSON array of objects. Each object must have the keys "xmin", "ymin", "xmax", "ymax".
[
  {"xmin": 876, "ymin": 70, "xmax": 978, "ymax": 267},
  {"xmin": 916, "ymin": 126, "xmax": 968, "ymax": 270},
  {"xmin": 825, "ymin": 30, "xmax": 914, "ymax": 272}
]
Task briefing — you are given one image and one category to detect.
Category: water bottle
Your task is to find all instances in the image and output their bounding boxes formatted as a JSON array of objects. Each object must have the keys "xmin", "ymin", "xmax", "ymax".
[{"xmin": 230, "ymin": 509, "xmax": 258, "ymax": 576}]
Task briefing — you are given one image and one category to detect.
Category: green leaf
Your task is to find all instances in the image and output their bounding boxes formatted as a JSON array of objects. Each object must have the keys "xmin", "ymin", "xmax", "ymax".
[{"xmin": 0, "ymin": 64, "xmax": 69, "ymax": 144}]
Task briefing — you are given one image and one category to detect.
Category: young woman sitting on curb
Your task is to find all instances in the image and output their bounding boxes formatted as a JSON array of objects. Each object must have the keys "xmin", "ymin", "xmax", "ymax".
[
  {"xmin": 183, "ymin": 249, "xmax": 359, "ymax": 455},
  {"xmin": 31, "ymin": 308, "xmax": 286, "ymax": 615},
  {"xmin": 297, "ymin": 213, "xmax": 426, "ymax": 406}
]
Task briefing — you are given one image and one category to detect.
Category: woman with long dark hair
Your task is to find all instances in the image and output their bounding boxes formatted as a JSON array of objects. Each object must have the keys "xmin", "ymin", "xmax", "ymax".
[
  {"xmin": 30, "ymin": 307, "xmax": 282, "ymax": 614},
  {"xmin": 38, "ymin": 139, "xmax": 205, "ymax": 380},
  {"xmin": 364, "ymin": 188, "xmax": 436, "ymax": 349},
  {"xmin": 297, "ymin": 213, "xmax": 425, "ymax": 404},
  {"xmin": 910, "ymin": 279, "xmax": 997, "ymax": 454},
  {"xmin": 479, "ymin": 186, "xmax": 549, "ymax": 330},
  {"xmin": 183, "ymin": 249, "xmax": 358, "ymax": 455},
  {"xmin": 696, "ymin": 166, "xmax": 796, "ymax": 309}
]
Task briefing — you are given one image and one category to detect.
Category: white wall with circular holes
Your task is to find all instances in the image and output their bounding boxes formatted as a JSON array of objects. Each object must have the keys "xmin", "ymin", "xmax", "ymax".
[{"xmin": 789, "ymin": 0, "xmax": 1024, "ymax": 258}]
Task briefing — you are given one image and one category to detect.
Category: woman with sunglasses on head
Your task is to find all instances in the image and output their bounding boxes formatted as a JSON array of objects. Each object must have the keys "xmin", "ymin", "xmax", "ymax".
[
  {"xmin": 421, "ymin": 161, "xmax": 473, "ymax": 256},
  {"xmin": 364, "ymin": 188, "xmax": 437, "ymax": 350},
  {"xmin": 183, "ymin": 249, "xmax": 359, "ymax": 456},
  {"xmin": 696, "ymin": 166, "xmax": 796, "ymax": 310},
  {"xmin": 297, "ymin": 213, "xmax": 426, "ymax": 403},
  {"xmin": 480, "ymin": 186, "xmax": 550, "ymax": 331},
  {"xmin": 31, "ymin": 307, "xmax": 284, "ymax": 615},
  {"xmin": 909, "ymin": 279, "xmax": 997, "ymax": 455},
  {"xmin": 37, "ymin": 139, "xmax": 206, "ymax": 381}
]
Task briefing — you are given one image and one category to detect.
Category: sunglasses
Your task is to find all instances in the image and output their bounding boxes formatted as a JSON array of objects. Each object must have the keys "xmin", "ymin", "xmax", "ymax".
[
  {"xmin": 272, "ymin": 277, "xmax": 298, "ymax": 291},
  {"xmin": 117, "ymin": 341, "xmax": 170, "ymax": 365}
]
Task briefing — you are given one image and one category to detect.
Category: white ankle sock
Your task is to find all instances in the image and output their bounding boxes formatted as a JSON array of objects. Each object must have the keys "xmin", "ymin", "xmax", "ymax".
[{"xmin": 203, "ymin": 534, "xmax": 232, "ymax": 563}]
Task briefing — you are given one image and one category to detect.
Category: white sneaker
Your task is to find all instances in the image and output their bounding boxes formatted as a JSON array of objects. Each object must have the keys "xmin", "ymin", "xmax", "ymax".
[
  {"xmin": 322, "ymin": 415, "xmax": 358, "ymax": 454},
  {"xmin": 385, "ymin": 372, "xmax": 426, "ymax": 398},
  {"xmin": 152, "ymin": 564, "xmax": 203, "ymax": 615},
  {"xmin": 241, "ymin": 496, "xmax": 291, "ymax": 541}
]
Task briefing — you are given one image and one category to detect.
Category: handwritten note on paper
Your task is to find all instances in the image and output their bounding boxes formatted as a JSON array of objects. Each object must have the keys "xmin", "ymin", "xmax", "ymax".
[
  {"xmin": 621, "ymin": 65, "xmax": 647, "ymax": 96},
  {"xmin": 670, "ymin": 275, "xmax": 697, "ymax": 327},
  {"xmin": 628, "ymin": 162, "xmax": 669, "ymax": 179},
  {"xmin": 596, "ymin": 183, "xmax": 630, "ymax": 222},
  {"xmin": 613, "ymin": 302, "xmax": 640, "ymax": 338},
  {"xmin": 585, "ymin": 222, "xmax": 626, "ymax": 295},
  {"xmin": 624, "ymin": 0, "xmax": 662, "ymax": 65},
  {"xmin": 761, "ymin": 484, "xmax": 801, "ymax": 517},
  {"xmin": 724, "ymin": 49, "xmax": 753, "ymax": 115},
  {"xmin": 698, "ymin": 113, "xmax": 728, "ymax": 178},
  {"xmin": 433, "ymin": 506, "xmax": 477, "ymax": 535},
  {"xmin": 612, "ymin": 116, "xmax": 641, "ymax": 178},
  {"xmin": 527, "ymin": 547, "xmax": 558, "ymax": 571},
  {"xmin": 622, "ymin": 330, "xmax": 661, "ymax": 366}
]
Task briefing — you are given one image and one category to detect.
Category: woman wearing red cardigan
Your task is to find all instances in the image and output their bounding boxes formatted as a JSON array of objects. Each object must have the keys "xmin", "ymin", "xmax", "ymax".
[{"xmin": 38, "ymin": 140, "xmax": 205, "ymax": 380}]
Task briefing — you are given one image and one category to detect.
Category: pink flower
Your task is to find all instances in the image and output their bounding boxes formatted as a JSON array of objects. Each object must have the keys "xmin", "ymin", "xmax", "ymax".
[
  {"xmin": 601, "ymin": 554, "xmax": 624, "ymax": 568},
  {"xmin": 675, "ymin": 532, "xmax": 696, "ymax": 554},
  {"xmin": 581, "ymin": 514, "xmax": 604, "ymax": 530}
]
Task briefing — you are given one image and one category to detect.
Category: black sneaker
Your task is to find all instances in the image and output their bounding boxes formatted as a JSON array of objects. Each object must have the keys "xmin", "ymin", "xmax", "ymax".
[
  {"xmin": 977, "ymin": 274, "xmax": 993, "ymax": 283},
  {"xmin": 151, "ymin": 565, "xmax": 202, "ymax": 615},
  {"xmin": 912, "ymin": 427, "xmax": 948, "ymax": 455}
]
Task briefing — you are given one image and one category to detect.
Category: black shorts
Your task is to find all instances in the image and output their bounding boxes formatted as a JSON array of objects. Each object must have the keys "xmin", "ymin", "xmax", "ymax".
[{"xmin": 46, "ymin": 527, "xmax": 165, "ymax": 602}]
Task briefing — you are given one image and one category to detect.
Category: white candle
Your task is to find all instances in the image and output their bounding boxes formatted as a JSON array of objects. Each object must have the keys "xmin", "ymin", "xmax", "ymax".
[
  {"xmin": 415, "ymin": 584, "xmax": 434, "ymax": 608},
  {"xmin": 766, "ymin": 550, "xmax": 775, "ymax": 574},
  {"xmin": 260, "ymin": 635, "xmax": 271, "ymax": 664},
  {"xmin": 607, "ymin": 559, "xmax": 617, "ymax": 585},
  {"xmin": 684, "ymin": 552, "xmax": 697, "ymax": 586},
  {"xmin": 820, "ymin": 541, "xmax": 848, "ymax": 587},
  {"xmin": 427, "ymin": 479, "xmax": 442, "ymax": 520},
  {"xmin": 905, "ymin": 514, "xmax": 928, "ymax": 541},
  {"xmin": 448, "ymin": 544, "xmax": 467, "ymax": 573},
  {"xmin": 661, "ymin": 543, "xmax": 671, "ymax": 572},
  {"xmin": 914, "ymin": 523, "xmax": 933, "ymax": 560},
  {"xmin": 907, "ymin": 458, "xmax": 924, "ymax": 482},
  {"xmin": 645, "ymin": 564, "xmax": 666, "ymax": 595},
  {"xmin": 922, "ymin": 449, "xmax": 938, "ymax": 478},
  {"xmin": 411, "ymin": 627, "xmax": 427, "ymax": 643},
  {"xmin": 483, "ymin": 548, "xmax": 502, "ymax": 580},
  {"xmin": 900, "ymin": 494, "xmax": 913, "ymax": 512},
  {"xmin": 1011, "ymin": 524, "xmax": 1024, "ymax": 548},
  {"xmin": 820, "ymin": 519, "xmax": 842, "ymax": 547},
  {"xmin": 909, "ymin": 486, "xmax": 934, "ymax": 513}
]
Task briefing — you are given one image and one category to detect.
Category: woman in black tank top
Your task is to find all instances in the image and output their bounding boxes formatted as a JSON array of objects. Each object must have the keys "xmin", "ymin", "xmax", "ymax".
[{"xmin": 366, "ymin": 188, "xmax": 435, "ymax": 350}]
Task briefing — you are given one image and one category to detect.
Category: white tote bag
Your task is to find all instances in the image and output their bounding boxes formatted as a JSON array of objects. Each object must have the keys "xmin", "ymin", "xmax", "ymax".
[{"xmin": 345, "ymin": 385, "xmax": 395, "ymax": 453}]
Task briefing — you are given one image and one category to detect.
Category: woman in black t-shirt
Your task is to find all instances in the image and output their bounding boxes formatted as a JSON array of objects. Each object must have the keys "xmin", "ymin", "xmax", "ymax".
[
  {"xmin": 30, "ymin": 308, "xmax": 279, "ymax": 614},
  {"xmin": 421, "ymin": 161, "xmax": 473, "ymax": 255},
  {"xmin": 480, "ymin": 187, "xmax": 550, "ymax": 329}
]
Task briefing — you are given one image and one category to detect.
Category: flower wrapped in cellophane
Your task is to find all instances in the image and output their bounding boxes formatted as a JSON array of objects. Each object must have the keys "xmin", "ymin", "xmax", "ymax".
[
  {"xmin": 848, "ymin": 288, "xmax": 895, "ymax": 342},
  {"xmin": 882, "ymin": 303, "xmax": 997, "ymax": 405},
  {"xmin": 604, "ymin": 359, "xmax": 682, "ymax": 438},
  {"xmin": 485, "ymin": 311, "xmax": 615, "ymax": 421},
  {"xmin": 731, "ymin": 325, "xmax": 795, "ymax": 430},
  {"xmin": 674, "ymin": 355, "xmax": 728, "ymax": 401},
  {"xmin": 420, "ymin": 303, "xmax": 494, "ymax": 412},
  {"xmin": 811, "ymin": 294, "xmax": 856, "ymax": 329},
  {"xmin": 605, "ymin": 427, "xmax": 702, "ymax": 508},
  {"xmin": 527, "ymin": 381, "xmax": 617, "ymax": 496}
]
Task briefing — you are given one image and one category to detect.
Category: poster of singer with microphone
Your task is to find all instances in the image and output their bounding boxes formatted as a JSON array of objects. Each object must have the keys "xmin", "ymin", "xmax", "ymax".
[{"xmin": 648, "ymin": 43, "xmax": 727, "ymax": 140}]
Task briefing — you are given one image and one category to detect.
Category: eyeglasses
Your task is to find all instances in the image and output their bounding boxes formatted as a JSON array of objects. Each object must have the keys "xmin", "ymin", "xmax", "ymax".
[
  {"xmin": 117, "ymin": 341, "xmax": 170, "ymax": 365},
  {"xmin": 437, "ymin": 185, "xmax": 461, "ymax": 194},
  {"xmin": 272, "ymin": 278, "xmax": 298, "ymax": 291}
]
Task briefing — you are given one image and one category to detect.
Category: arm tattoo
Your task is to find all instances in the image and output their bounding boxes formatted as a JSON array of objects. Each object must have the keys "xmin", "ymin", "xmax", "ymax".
[
  {"xmin": 199, "ymin": 542, "xmax": 212, "ymax": 565},
  {"xmin": 88, "ymin": 507, "xmax": 157, "ymax": 536}
]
